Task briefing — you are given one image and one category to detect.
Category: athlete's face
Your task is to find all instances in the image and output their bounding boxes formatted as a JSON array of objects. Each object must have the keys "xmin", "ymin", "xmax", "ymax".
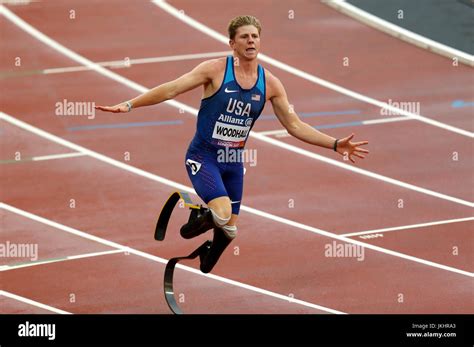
[{"xmin": 230, "ymin": 25, "xmax": 260, "ymax": 60}]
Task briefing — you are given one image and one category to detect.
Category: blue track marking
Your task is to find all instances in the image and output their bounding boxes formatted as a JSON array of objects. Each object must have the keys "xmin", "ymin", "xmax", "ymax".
[
  {"xmin": 259, "ymin": 109, "xmax": 361, "ymax": 120},
  {"xmin": 314, "ymin": 121, "xmax": 363, "ymax": 130},
  {"xmin": 67, "ymin": 120, "xmax": 183, "ymax": 131},
  {"xmin": 451, "ymin": 100, "xmax": 474, "ymax": 108}
]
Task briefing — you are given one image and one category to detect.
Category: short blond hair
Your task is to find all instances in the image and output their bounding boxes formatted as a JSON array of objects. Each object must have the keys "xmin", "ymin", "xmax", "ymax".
[{"xmin": 228, "ymin": 15, "xmax": 262, "ymax": 40}]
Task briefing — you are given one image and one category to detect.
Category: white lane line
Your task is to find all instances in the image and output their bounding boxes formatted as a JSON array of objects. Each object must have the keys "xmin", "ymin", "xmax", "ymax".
[
  {"xmin": 1, "ymin": 113, "xmax": 472, "ymax": 278},
  {"xmin": 0, "ymin": 0, "xmax": 32, "ymax": 5},
  {"xmin": 251, "ymin": 130, "xmax": 473, "ymax": 207},
  {"xmin": 324, "ymin": 0, "xmax": 474, "ymax": 66},
  {"xmin": 0, "ymin": 249, "xmax": 124, "ymax": 271},
  {"xmin": 0, "ymin": 203, "xmax": 345, "ymax": 314},
  {"xmin": 341, "ymin": 216, "xmax": 474, "ymax": 238},
  {"xmin": 32, "ymin": 152, "xmax": 86, "ymax": 161},
  {"xmin": 256, "ymin": 129, "xmax": 289, "ymax": 137},
  {"xmin": 363, "ymin": 116, "xmax": 410, "ymax": 125},
  {"xmin": 1, "ymin": 8, "xmax": 471, "ymax": 208},
  {"xmin": 153, "ymin": 0, "xmax": 473, "ymax": 138},
  {"xmin": 0, "ymin": 5, "xmax": 195, "ymax": 115},
  {"xmin": 1, "ymin": 111, "xmax": 190, "ymax": 190},
  {"xmin": 0, "ymin": 152, "xmax": 86, "ymax": 164},
  {"xmin": 42, "ymin": 51, "xmax": 231, "ymax": 74},
  {"xmin": 257, "ymin": 116, "xmax": 410, "ymax": 136},
  {"xmin": 0, "ymin": 290, "xmax": 72, "ymax": 314}
]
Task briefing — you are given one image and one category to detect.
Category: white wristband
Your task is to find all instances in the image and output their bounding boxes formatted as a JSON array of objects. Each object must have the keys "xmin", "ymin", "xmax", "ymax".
[{"xmin": 125, "ymin": 101, "xmax": 133, "ymax": 112}]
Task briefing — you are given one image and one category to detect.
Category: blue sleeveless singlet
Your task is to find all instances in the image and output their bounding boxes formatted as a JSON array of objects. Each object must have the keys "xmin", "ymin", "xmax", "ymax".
[{"xmin": 185, "ymin": 56, "xmax": 266, "ymax": 215}]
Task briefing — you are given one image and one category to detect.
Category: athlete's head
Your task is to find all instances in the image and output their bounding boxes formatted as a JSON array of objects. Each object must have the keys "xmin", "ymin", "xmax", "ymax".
[{"xmin": 228, "ymin": 15, "xmax": 261, "ymax": 60}]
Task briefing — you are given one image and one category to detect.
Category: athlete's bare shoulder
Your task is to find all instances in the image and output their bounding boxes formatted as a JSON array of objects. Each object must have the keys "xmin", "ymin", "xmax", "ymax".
[
  {"xmin": 195, "ymin": 57, "xmax": 227, "ymax": 79},
  {"xmin": 197, "ymin": 57, "xmax": 227, "ymax": 98},
  {"xmin": 262, "ymin": 68, "xmax": 285, "ymax": 99}
]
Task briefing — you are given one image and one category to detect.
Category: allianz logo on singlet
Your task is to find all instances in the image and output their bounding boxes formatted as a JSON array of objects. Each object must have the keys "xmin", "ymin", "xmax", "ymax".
[{"xmin": 212, "ymin": 98, "xmax": 253, "ymax": 143}]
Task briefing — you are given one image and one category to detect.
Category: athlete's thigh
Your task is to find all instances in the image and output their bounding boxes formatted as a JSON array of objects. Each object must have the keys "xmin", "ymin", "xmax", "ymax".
[
  {"xmin": 185, "ymin": 148, "xmax": 229, "ymax": 205},
  {"xmin": 222, "ymin": 164, "xmax": 244, "ymax": 215}
]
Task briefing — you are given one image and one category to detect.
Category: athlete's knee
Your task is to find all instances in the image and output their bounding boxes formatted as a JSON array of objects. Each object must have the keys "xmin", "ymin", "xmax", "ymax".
[{"xmin": 209, "ymin": 207, "xmax": 231, "ymax": 227}]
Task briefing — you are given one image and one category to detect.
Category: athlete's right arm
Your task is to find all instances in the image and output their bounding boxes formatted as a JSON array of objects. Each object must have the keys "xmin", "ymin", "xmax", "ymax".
[{"xmin": 95, "ymin": 60, "xmax": 214, "ymax": 113}]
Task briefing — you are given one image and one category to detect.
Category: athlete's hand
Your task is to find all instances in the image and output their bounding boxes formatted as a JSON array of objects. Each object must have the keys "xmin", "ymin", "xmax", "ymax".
[
  {"xmin": 95, "ymin": 103, "xmax": 130, "ymax": 113},
  {"xmin": 336, "ymin": 133, "xmax": 369, "ymax": 163}
]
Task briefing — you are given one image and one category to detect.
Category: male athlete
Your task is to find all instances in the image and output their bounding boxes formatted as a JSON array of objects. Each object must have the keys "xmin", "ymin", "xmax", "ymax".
[{"xmin": 96, "ymin": 16, "xmax": 369, "ymax": 273}]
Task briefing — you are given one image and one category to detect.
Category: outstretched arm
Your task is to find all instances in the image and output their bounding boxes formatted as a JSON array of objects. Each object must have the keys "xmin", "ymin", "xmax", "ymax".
[
  {"xmin": 268, "ymin": 73, "xmax": 369, "ymax": 163},
  {"xmin": 95, "ymin": 60, "xmax": 214, "ymax": 113}
]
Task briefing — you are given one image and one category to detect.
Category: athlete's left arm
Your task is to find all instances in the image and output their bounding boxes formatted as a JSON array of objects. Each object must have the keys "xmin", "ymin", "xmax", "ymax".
[{"xmin": 267, "ymin": 72, "xmax": 369, "ymax": 163}]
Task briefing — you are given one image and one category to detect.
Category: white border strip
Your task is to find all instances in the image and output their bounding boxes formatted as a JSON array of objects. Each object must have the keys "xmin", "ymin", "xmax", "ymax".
[
  {"xmin": 0, "ymin": 202, "xmax": 345, "ymax": 314},
  {"xmin": 1, "ymin": 152, "xmax": 85, "ymax": 163},
  {"xmin": 0, "ymin": 249, "xmax": 124, "ymax": 271},
  {"xmin": 0, "ymin": 289, "xmax": 72, "ymax": 314},
  {"xmin": 33, "ymin": 152, "xmax": 86, "ymax": 161},
  {"xmin": 324, "ymin": 0, "xmax": 474, "ymax": 67},
  {"xmin": 1, "ymin": 112, "xmax": 472, "ymax": 278},
  {"xmin": 152, "ymin": 0, "xmax": 473, "ymax": 138},
  {"xmin": 363, "ymin": 116, "xmax": 409, "ymax": 125},
  {"xmin": 341, "ymin": 216, "xmax": 474, "ymax": 237},
  {"xmin": 43, "ymin": 51, "xmax": 231, "ymax": 74},
  {"xmin": 1, "ymin": 6, "xmax": 471, "ymax": 208}
]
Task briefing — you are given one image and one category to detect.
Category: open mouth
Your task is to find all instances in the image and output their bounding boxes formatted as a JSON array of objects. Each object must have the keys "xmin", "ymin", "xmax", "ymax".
[{"xmin": 246, "ymin": 48, "xmax": 256, "ymax": 53}]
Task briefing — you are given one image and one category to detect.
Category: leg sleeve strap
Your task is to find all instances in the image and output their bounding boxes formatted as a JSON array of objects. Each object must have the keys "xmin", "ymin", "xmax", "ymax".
[
  {"xmin": 221, "ymin": 224, "xmax": 237, "ymax": 239},
  {"xmin": 209, "ymin": 208, "xmax": 231, "ymax": 227}
]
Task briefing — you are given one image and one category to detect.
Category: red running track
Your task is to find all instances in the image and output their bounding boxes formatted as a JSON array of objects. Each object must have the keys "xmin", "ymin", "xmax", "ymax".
[{"xmin": 1, "ymin": 0, "xmax": 472, "ymax": 314}]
